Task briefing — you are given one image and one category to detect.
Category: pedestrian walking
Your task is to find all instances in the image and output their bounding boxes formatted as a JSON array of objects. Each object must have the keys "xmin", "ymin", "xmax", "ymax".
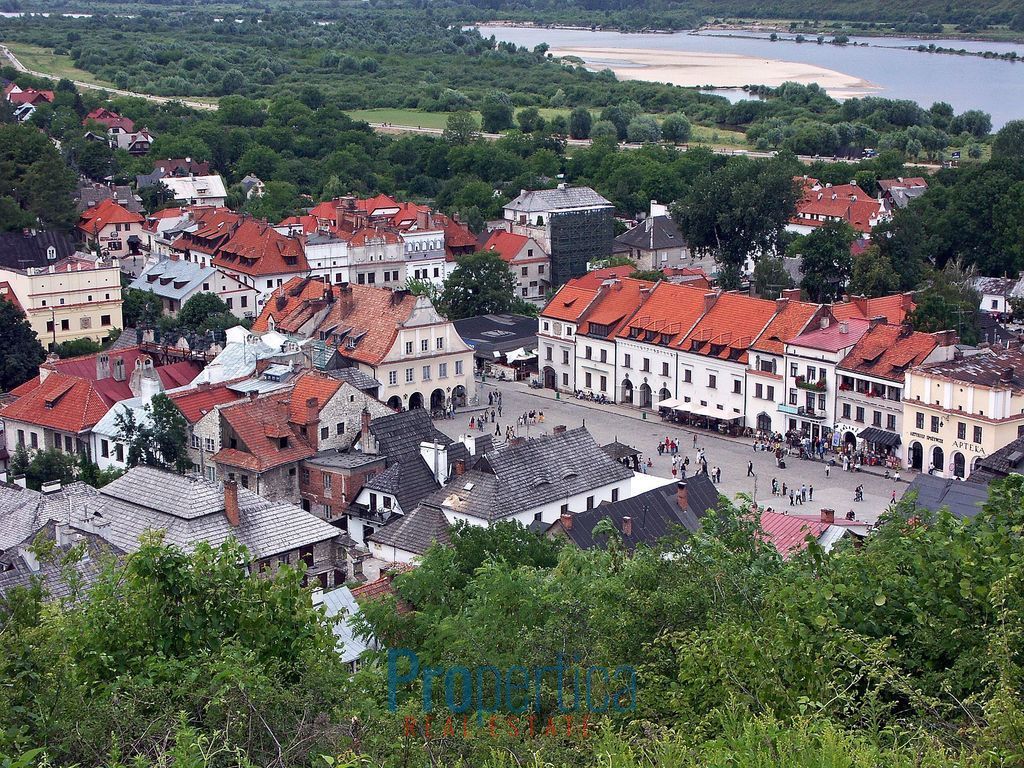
[
  {"xmin": 800, "ymin": 484, "xmax": 807, "ymax": 503},
  {"xmin": 747, "ymin": 461, "xmax": 754, "ymax": 477},
  {"xmin": 716, "ymin": 467, "xmax": 722, "ymax": 483},
  {"xmin": 497, "ymin": 404, "xmax": 502, "ymax": 418},
  {"xmin": 809, "ymin": 485, "xmax": 813, "ymax": 501},
  {"xmin": 825, "ymin": 464, "xmax": 831, "ymax": 478},
  {"xmin": 490, "ymin": 409, "xmax": 495, "ymax": 423},
  {"xmin": 789, "ymin": 490, "xmax": 795, "ymax": 506},
  {"xmin": 488, "ymin": 392, "xmax": 493, "ymax": 406},
  {"xmin": 693, "ymin": 434, "xmax": 698, "ymax": 448},
  {"xmin": 891, "ymin": 489, "xmax": 897, "ymax": 504}
]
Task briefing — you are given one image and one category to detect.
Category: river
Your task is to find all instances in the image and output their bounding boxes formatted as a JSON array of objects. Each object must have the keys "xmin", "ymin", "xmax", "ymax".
[{"xmin": 476, "ymin": 25, "xmax": 1023, "ymax": 128}]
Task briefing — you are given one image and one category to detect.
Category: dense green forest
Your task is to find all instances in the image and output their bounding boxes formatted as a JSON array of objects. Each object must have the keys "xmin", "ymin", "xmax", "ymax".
[{"xmin": 2, "ymin": 479, "xmax": 1023, "ymax": 766}]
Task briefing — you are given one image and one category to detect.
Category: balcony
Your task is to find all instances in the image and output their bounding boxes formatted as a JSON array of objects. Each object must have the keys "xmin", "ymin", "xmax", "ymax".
[
  {"xmin": 780, "ymin": 403, "xmax": 827, "ymax": 420},
  {"xmin": 795, "ymin": 375, "xmax": 827, "ymax": 392}
]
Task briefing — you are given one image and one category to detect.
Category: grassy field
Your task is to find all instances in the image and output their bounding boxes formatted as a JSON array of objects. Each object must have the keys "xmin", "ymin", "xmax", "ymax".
[{"xmin": 4, "ymin": 41, "xmax": 118, "ymax": 88}]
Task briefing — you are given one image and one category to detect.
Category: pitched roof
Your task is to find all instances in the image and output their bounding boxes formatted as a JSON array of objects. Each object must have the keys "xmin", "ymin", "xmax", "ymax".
[
  {"xmin": 250, "ymin": 277, "xmax": 332, "ymax": 334},
  {"xmin": 78, "ymin": 198, "xmax": 144, "ymax": 233},
  {"xmin": 540, "ymin": 280, "xmax": 600, "ymax": 323},
  {"xmin": 168, "ymin": 382, "xmax": 242, "ymax": 424},
  {"xmin": 578, "ymin": 278, "xmax": 650, "ymax": 338},
  {"xmin": 428, "ymin": 427, "xmax": 633, "ymax": 523},
  {"xmin": 614, "ymin": 215, "xmax": 686, "ymax": 252},
  {"xmin": 1, "ymin": 372, "xmax": 121, "ymax": 433},
  {"xmin": 903, "ymin": 475, "xmax": 988, "ymax": 520},
  {"xmin": 913, "ymin": 346, "xmax": 1024, "ymax": 389},
  {"xmin": 616, "ymin": 281, "xmax": 710, "ymax": 346},
  {"xmin": 505, "ymin": 186, "xmax": 612, "ymax": 213},
  {"xmin": 792, "ymin": 180, "xmax": 882, "ymax": 234},
  {"xmin": 213, "ymin": 218, "xmax": 308, "ymax": 277},
  {"xmin": 757, "ymin": 510, "xmax": 830, "ymax": 558},
  {"xmin": 832, "ymin": 294, "xmax": 915, "ymax": 324},
  {"xmin": 878, "ymin": 177, "xmax": 927, "ymax": 192},
  {"xmin": 214, "ymin": 394, "xmax": 314, "ymax": 472},
  {"xmin": 680, "ymin": 293, "xmax": 779, "ymax": 363},
  {"xmin": 838, "ymin": 324, "xmax": 945, "ymax": 382},
  {"xmin": 0, "ymin": 481, "xmax": 98, "ymax": 553},
  {"xmin": 0, "ymin": 229, "xmax": 77, "ymax": 270},
  {"xmin": 969, "ymin": 435, "xmax": 1024, "ymax": 482},
  {"xmin": 84, "ymin": 107, "xmax": 135, "ymax": 132},
  {"xmin": 287, "ymin": 371, "xmax": 341, "ymax": 423},
  {"xmin": 350, "ymin": 565, "xmax": 414, "ymax": 610},
  {"xmin": 482, "ymin": 230, "xmax": 534, "ymax": 263},
  {"xmin": 7, "ymin": 88, "xmax": 53, "ymax": 105},
  {"xmin": 751, "ymin": 299, "xmax": 820, "ymax": 355},
  {"xmin": 128, "ymin": 258, "xmax": 218, "ymax": 301},
  {"xmin": 316, "ymin": 283, "xmax": 421, "ymax": 367},
  {"xmin": 788, "ymin": 317, "xmax": 871, "ymax": 353},
  {"xmin": 366, "ymin": 503, "xmax": 451, "ymax": 555}
]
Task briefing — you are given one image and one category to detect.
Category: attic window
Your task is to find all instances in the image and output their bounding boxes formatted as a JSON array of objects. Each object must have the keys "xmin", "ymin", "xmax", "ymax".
[
  {"xmin": 561, "ymin": 472, "xmax": 578, "ymax": 481},
  {"xmin": 463, "ymin": 481, "xmax": 474, "ymax": 491},
  {"xmin": 278, "ymin": 436, "xmax": 289, "ymax": 449}
]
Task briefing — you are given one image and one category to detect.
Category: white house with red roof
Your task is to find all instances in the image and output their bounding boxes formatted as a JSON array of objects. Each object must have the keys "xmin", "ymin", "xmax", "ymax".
[
  {"xmin": 78, "ymin": 199, "xmax": 146, "ymax": 269},
  {"xmin": 481, "ymin": 230, "xmax": 550, "ymax": 305},
  {"xmin": 83, "ymin": 107, "xmax": 135, "ymax": 137},
  {"xmin": 788, "ymin": 177, "xmax": 887, "ymax": 237}
]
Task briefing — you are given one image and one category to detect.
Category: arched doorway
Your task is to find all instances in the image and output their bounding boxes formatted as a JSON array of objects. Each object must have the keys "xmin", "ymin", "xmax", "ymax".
[
  {"xmin": 620, "ymin": 378, "xmax": 633, "ymax": 405},
  {"xmin": 932, "ymin": 446, "xmax": 944, "ymax": 474},
  {"xmin": 408, "ymin": 392, "xmax": 424, "ymax": 409},
  {"xmin": 659, "ymin": 387, "xmax": 671, "ymax": 403},
  {"xmin": 844, "ymin": 431, "xmax": 857, "ymax": 450},
  {"xmin": 542, "ymin": 366, "xmax": 556, "ymax": 389},
  {"xmin": 387, "ymin": 395, "xmax": 402, "ymax": 411},
  {"xmin": 971, "ymin": 456, "xmax": 984, "ymax": 475},
  {"xmin": 639, "ymin": 382, "xmax": 653, "ymax": 409},
  {"xmin": 953, "ymin": 451, "xmax": 966, "ymax": 479},
  {"xmin": 452, "ymin": 384, "xmax": 467, "ymax": 406},
  {"xmin": 756, "ymin": 412, "xmax": 772, "ymax": 433},
  {"xmin": 430, "ymin": 388, "xmax": 445, "ymax": 411},
  {"xmin": 909, "ymin": 441, "xmax": 923, "ymax": 471}
]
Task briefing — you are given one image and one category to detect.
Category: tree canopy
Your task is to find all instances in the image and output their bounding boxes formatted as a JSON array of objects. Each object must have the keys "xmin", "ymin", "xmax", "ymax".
[{"xmin": 0, "ymin": 298, "xmax": 46, "ymax": 391}]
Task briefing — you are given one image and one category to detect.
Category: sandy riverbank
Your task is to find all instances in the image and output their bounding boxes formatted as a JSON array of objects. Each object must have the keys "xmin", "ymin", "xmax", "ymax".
[{"xmin": 551, "ymin": 46, "xmax": 880, "ymax": 98}]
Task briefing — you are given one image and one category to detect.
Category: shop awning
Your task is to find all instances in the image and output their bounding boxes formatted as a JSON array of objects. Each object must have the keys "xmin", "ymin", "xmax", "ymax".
[
  {"xmin": 858, "ymin": 427, "xmax": 901, "ymax": 447},
  {"xmin": 683, "ymin": 401, "xmax": 741, "ymax": 420},
  {"xmin": 657, "ymin": 397, "xmax": 684, "ymax": 410},
  {"xmin": 505, "ymin": 347, "xmax": 536, "ymax": 364}
]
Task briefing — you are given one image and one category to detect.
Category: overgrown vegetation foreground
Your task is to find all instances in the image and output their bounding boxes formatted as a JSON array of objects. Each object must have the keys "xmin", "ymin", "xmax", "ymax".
[{"xmin": 2, "ymin": 477, "xmax": 1023, "ymax": 766}]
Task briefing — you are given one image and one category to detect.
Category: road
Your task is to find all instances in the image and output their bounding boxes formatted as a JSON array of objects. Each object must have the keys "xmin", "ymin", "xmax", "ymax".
[
  {"xmin": 434, "ymin": 378, "xmax": 904, "ymax": 524},
  {"xmin": 1, "ymin": 42, "xmax": 939, "ymax": 170}
]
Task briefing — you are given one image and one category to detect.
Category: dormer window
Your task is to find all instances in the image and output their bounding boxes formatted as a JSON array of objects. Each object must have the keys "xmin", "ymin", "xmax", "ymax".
[
  {"xmin": 46, "ymin": 246, "xmax": 56, "ymax": 260},
  {"xmin": 278, "ymin": 436, "xmax": 289, "ymax": 449}
]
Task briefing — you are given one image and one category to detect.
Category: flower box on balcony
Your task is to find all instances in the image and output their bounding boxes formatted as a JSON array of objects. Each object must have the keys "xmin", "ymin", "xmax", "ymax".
[{"xmin": 796, "ymin": 377, "xmax": 827, "ymax": 392}]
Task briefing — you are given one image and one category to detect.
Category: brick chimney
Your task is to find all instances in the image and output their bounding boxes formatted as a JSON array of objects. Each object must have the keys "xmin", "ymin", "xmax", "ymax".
[
  {"xmin": 560, "ymin": 512, "xmax": 572, "ymax": 530},
  {"xmin": 454, "ymin": 458, "xmax": 466, "ymax": 477},
  {"xmin": 703, "ymin": 291, "xmax": 719, "ymax": 314},
  {"xmin": 775, "ymin": 296, "xmax": 789, "ymax": 311},
  {"xmin": 676, "ymin": 481, "xmax": 688, "ymax": 512},
  {"xmin": 622, "ymin": 516, "xmax": 632, "ymax": 537},
  {"xmin": 1000, "ymin": 367, "xmax": 1015, "ymax": 383},
  {"xmin": 781, "ymin": 288, "xmax": 802, "ymax": 302},
  {"xmin": 305, "ymin": 396, "xmax": 319, "ymax": 425},
  {"xmin": 224, "ymin": 479, "xmax": 240, "ymax": 527},
  {"xmin": 553, "ymin": 424, "xmax": 567, "ymax": 435},
  {"xmin": 360, "ymin": 408, "xmax": 375, "ymax": 454},
  {"xmin": 820, "ymin": 508, "xmax": 835, "ymax": 525}
]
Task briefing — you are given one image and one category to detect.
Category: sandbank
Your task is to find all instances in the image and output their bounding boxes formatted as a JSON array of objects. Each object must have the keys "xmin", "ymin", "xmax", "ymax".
[{"xmin": 551, "ymin": 46, "xmax": 880, "ymax": 99}]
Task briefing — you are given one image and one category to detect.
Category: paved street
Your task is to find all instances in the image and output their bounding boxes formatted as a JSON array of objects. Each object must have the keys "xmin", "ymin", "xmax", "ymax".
[{"xmin": 435, "ymin": 378, "xmax": 907, "ymax": 524}]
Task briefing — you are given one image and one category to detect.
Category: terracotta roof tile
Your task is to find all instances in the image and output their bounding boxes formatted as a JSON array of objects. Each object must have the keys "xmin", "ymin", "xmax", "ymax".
[
  {"xmin": 541, "ymin": 281, "xmax": 600, "ymax": 323},
  {"xmin": 213, "ymin": 218, "xmax": 308, "ymax": 277},
  {"xmin": 758, "ymin": 510, "xmax": 829, "ymax": 558},
  {"xmin": 251, "ymin": 277, "xmax": 333, "ymax": 334},
  {"xmin": 482, "ymin": 230, "xmax": 530, "ymax": 263},
  {"xmin": 832, "ymin": 294, "xmax": 915, "ymax": 325},
  {"xmin": 78, "ymin": 198, "xmax": 144, "ymax": 234},
  {"xmin": 169, "ymin": 382, "xmax": 242, "ymax": 424},
  {"xmin": 789, "ymin": 317, "xmax": 872, "ymax": 352},
  {"xmin": 680, "ymin": 293, "xmax": 779, "ymax": 363},
  {"xmin": 0, "ymin": 372, "xmax": 112, "ymax": 433},
  {"xmin": 287, "ymin": 372, "xmax": 341, "ymax": 423},
  {"xmin": 616, "ymin": 281, "xmax": 710, "ymax": 346},
  {"xmin": 578, "ymin": 278, "xmax": 651, "ymax": 338},
  {"xmin": 751, "ymin": 300, "xmax": 821, "ymax": 355},
  {"xmin": 838, "ymin": 324, "xmax": 945, "ymax": 383},
  {"xmin": 214, "ymin": 394, "xmax": 314, "ymax": 472}
]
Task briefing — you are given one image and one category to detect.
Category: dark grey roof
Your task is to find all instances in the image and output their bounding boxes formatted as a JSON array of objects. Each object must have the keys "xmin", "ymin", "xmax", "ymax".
[
  {"xmin": 0, "ymin": 230, "xmax": 78, "ymax": 270},
  {"xmin": 325, "ymin": 368, "xmax": 381, "ymax": 393},
  {"xmin": 452, "ymin": 314, "xmax": 538, "ymax": 357},
  {"xmin": 505, "ymin": 186, "xmax": 612, "ymax": 214},
  {"xmin": 614, "ymin": 215, "xmax": 685, "ymax": 252},
  {"xmin": 428, "ymin": 427, "xmax": 633, "ymax": 523},
  {"xmin": 602, "ymin": 441, "xmax": 641, "ymax": 461},
  {"xmin": 366, "ymin": 503, "xmax": 451, "ymax": 555},
  {"xmin": 916, "ymin": 347, "xmax": 1024, "ymax": 388},
  {"xmin": 903, "ymin": 474, "xmax": 989, "ymax": 520},
  {"xmin": 0, "ymin": 481, "xmax": 99, "ymax": 553},
  {"xmin": 968, "ymin": 436, "xmax": 1024, "ymax": 483},
  {"xmin": 364, "ymin": 462, "xmax": 402, "ymax": 494},
  {"xmin": 75, "ymin": 182, "xmax": 143, "ymax": 213},
  {"xmin": 554, "ymin": 481, "xmax": 706, "ymax": 551},
  {"xmin": 306, "ymin": 451, "xmax": 383, "ymax": 470}
]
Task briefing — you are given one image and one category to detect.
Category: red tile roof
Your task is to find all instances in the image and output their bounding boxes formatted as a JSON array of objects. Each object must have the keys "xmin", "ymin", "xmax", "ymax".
[
  {"xmin": 617, "ymin": 281, "xmax": 710, "ymax": 346},
  {"xmin": 482, "ymin": 230, "xmax": 531, "ymax": 263},
  {"xmin": 214, "ymin": 394, "xmax": 314, "ymax": 472},
  {"xmin": 832, "ymin": 294, "xmax": 916, "ymax": 325},
  {"xmin": 838, "ymin": 324, "xmax": 949, "ymax": 382},
  {"xmin": 168, "ymin": 382, "xmax": 242, "ymax": 424},
  {"xmin": 0, "ymin": 282, "xmax": 23, "ymax": 312},
  {"xmin": 251, "ymin": 277, "xmax": 334, "ymax": 334},
  {"xmin": 878, "ymin": 177, "xmax": 927, "ymax": 192},
  {"xmin": 78, "ymin": 198, "xmax": 144, "ymax": 234},
  {"xmin": 0, "ymin": 372, "xmax": 112, "ymax": 433},
  {"xmin": 788, "ymin": 317, "xmax": 871, "ymax": 352},
  {"xmin": 579, "ymin": 278, "xmax": 651, "ymax": 338},
  {"xmin": 348, "ymin": 227, "xmax": 401, "ymax": 247},
  {"xmin": 213, "ymin": 218, "xmax": 308, "ymax": 277},
  {"xmin": 287, "ymin": 372, "xmax": 341, "ymax": 424},
  {"xmin": 757, "ymin": 510, "xmax": 829, "ymax": 559},
  {"xmin": 351, "ymin": 564, "xmax": 414, "ymax": 611},
  {"xmin": 680, "ymin": 293, "xmax": 779, "ymax": 363},
  {"xmin": 83, "ymin": 108, "xmax": 135, "ymax": 132},
  {"xmin": 792, "ymin": 179, "xmax": 883, "ymax": 234},
  {"xmin": 541, "ymin": 281, "xmax": 600, "ymax": 323},
  {"xmin": 170, "ymin": 209, "xmax": 240, "ymax": 256},
  {"xmin": 277, "ymin": 214, "xmax": 319, "ymax": 234},
  {"xmin": 751, "ymin": 299, "xmax": 821, "ymax": 355},
  {"xmin": 577, "ymin": 266, "xmax": 637, "ymax": 286},
  {"xmin": 8, "ymin": 88, "xmax": 54, "ymax": 105}
]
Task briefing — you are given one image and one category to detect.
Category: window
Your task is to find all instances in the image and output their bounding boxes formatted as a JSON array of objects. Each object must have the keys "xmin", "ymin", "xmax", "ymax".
[
  {"xmin": 46, "ymin": 321, "xmax": 54, "ymax": 333},
  {"xmin": 100, "ymin": 314, "xmax": 111, "ymax": 326},
  {"xmin": 600, "ymin": 375, "xmax": 607, "ymax": 392},
  {"xmin": 733, "ymin": 380, "xmax": 741, "ymax": 394},
  {"xmin": 366, "ymin": 273, "xmax": 376, "ymax": 284},
  {"xmin": 661, "ymin": 361, "xmax": 669, "ymax": 376},
  {"xmin": 789, "ymin": 390, "xmax": 798, "ymax": 406},
  {"xmin": 957, "ymin": 422, "xmax": 966, "ymax": 440},
  {"xmin": 766, "ymin": 386, "xmax": 775, "ymax": 400},
  {"xmin": 436, "ymin": 337, "xmax": 444, "ymax": 350},
  {"xmin": 299, "ymin": 545, "xmax": 314, "ymax": 567},
  {"xmin": 611, "ymin": 488, "xmax": 619, "ymax": 502},
  {"xmin": 842, "ymin": 403, "xmax": 851, "ymax": 419},
  {"xmin": 887, "ymin": 414, "xmax": 897, "ymax": 431},
  {"xmin": 973, "ymin": 425, "xmax": 983, "ymax": 444},
  {"xmin": 586, "ymin": 495, "xmax": 594, "ymax": 510},
  {"xmin": 267, "ymin": 280, "xmax": 274, "ymax": 289},
  {"xmin": 115, "ymin": 443, "xmax": 123, "ymax": 462},
  {"xmin": 584, "ymin": 346, "xmax": 592, "ymax": 360},
  {"xmin": 790, "ymin": 363, "xmax": 798, "ymax": 377},
  {"xmin": 388, "ymin": 370, "xmax": 398, "ymax": 385},
  {"xmin": 521, "ymin": 266, "xmax": 529, "ymax": 276},
  {"xmin": 421, "ymin": 339, "xmax": 429, "ymax": 352},
  {"xmin": 855, "ymin": 406, "xmax": 864, "ymax": 422},
  {"xmin": 279, "ymin": 436, "xmax": 289, "ymax": 449},
  {"xmin": 600, "ymin": 349, "xmax": 607, "ymax": 363},
  {"xmin": 405, "ymin": 368, "xmax": 414, "ymax": 383},
  {"xmin": 807, "ymin": 366, "xmax": 817, "ymax": 381},
  {"xmin": 755, "ymin": 383, "xmax": 763, "ymax": 398},
  {"xmin": 642, "ymin": 358, "xmax": 650, "ymax": 372},
  {"xmin": 320, "ymin": 426, "xmax": 329, "ymax": 440},
  {"xmin": 191, "ymin": 434, "xmax": 200, "ymax": 449},
  {"xmin": 916, "ymin": 412, "xmax": 925, "ymax": 429},
  {"xmin": 684, "ymin": 369, "xmax": 692, "ymax": 383},
  {"xmin": 455, "ymin": 360, "xmax": 463, "ymax": 375},
  {"xmin": 60, "ymin": 319, "xmax": 70, "ymax": 331},
  {"xmin": 438, "ymin": 362, "xmax": 448, "ymax": 378},
  {"xmin": 405, "ymin": 341, "xmax": 413, "ymax": 355},
  {"xmin": 584, "ymin": 372, "xmax": 592, "ymax": 388},
  {"xmin": 560, "ymin": 503, "xmax": 569, "ymax": 514},
  {"xmin": 872, "ymin": 411, "xmax": 882, "ymax": 427},
  {"xmin": 562, "ymin": 349, "xmax": 570, "ymax": 365},
  {"xmin": 623, "ymin": 354, "xmax": 631, "ymax": 369},
  {"xmin": 241, "ymin": 296, "xmax": 248, "ymax": 308},
  {"xmin": 422, "ymin": 365, "xmax": 431, "ymax": 381},
  {"xmin": 101, "ymin": 439, "xmax": 109, "ymax": 458},
  {"xmin": 323, "ymin": 474, "xmax": 332, "ymax": 490},
  {"xmin": 930, "ymin": 415, "xmax": 940, "ymax": 433},
  {"xmin": 545, "ymin": 346, "xmax": 552, "ymax": 361},
  {"xmin": 708, "ymin": 374, "xmax": 717, "ymax": 389},
  {"xmin": 302, "ymin": 468, "xmax": 310, "ymax": 483}
]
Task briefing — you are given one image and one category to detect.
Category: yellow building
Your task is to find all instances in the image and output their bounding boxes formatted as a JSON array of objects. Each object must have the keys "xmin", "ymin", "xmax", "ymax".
[
  {"xmin": 0, "ymin": 254, "xmax": 123, "ymax": 348},
  {"xmin": 902, "ymin": 346, "xmax": 1024, "ymax": 479}
]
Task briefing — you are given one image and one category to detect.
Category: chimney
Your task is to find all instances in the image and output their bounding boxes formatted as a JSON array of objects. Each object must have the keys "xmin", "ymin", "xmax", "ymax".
[
  {"xmin": 39, "ymin": 353, "xmax": 58, "ymax": 383},
  {"xmin": 676, "ymin": 481, "xmax": 688, "ymax": 512},
  {"xmin": 248, "ymin": 390, "xmax": 259, "ymax": 401},
  {"xmin": 781, "ymin": 288, "xmax": 802, "ymax": 302},
  {"xmin": 820, "ymin": 508, "xmax": 835, "ymax": 525},
  {"xmin": 553, "ymin": 424, "xmax": 567, "ymax": 435},
  {"xmin": 1000, "ymin": 367, "xmax": 1014, "ymax": 383},
  {"xmin": 454, "ymin": 458, "xmax": 466, "ymax": 477},
  {"xmin": 819, "ymin": 316, "xmax": 830, "ymax": 330},
  {"xmin": 40, "ymin": 479, "xmax": 62, "ymax": 494},
  {"xmin": 703, "ymin": 291, "xmax": 719, "ymax": 314},
  {"xmin": 360, "ymin": 408, "xmax": 375, "ymax": 454},
  {"xmin": 839, "ymin": 321, "xmax": 849, "ymax": 334},
  {"xmin": 305, "ymin": 396, "xmax": 319, "ymax": 425},
  {"xmin": 622, "ymin": 516, "xmax": 632, "ymax": 537},
  {"xmin": 775, "ymin": 296, "xmax": 789, "ymax": 311},
  {"xmin": 12, "ymin": 475, "xmax": 27, "ymax": 489},
  {"xmin": 560, "ymin": 512, "xmax": 572, "ymax": 531},
  {"xmin": 224, "ymin": 479, "xmax": 240, "ymax": 527}
]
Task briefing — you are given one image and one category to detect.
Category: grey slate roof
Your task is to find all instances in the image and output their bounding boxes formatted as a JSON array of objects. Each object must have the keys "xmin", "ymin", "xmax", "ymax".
[
  {"xmin": 428, "ymin": 427, "xmax": 633, "ymax": 523},
  {"xmin": 316, "ymin": 587, "xmax": 373, "ymax": 664},
  {"xmin": 366, "ymin": 503, "xmax": 451, "ymax": 556},
  {"xmin": 325, "ymin": 368, "xmax": 381, "ymax": 394},
  {"xmin": 0, "ymin": 481, "xmax": 99, "ymax": 553},
  {"xmin": 968, "ymin": 436, "xmax": 1024, "ymax": 483},
  {"xmin": 306, "ymin": 451, "xmax": 383, "ymax": 471},
  {"xmin": 129, "ymin": 259, "xmax": 218, "ymax": 302},
  {"xmin": 614, "ymin": 216, "xmax": 686, "ymax": 252},
  {"xmin": 602, "ymin": 441, "xmax": 641, "ymax": 461},
  {"xmin": 903, "ymin": 474, "xmax": 989, "ymax": 520},
  {"xmin": 453, "ymin": 314, "xmax": 538, "ymax": 358},
  {"xmin": 505, "ymin": 186, "xmax": 612, "ymax": 214},
  {"xmin": 70, "ymin": 466, "xmax": 341, "ymax": 559},
  {"xmin": 364, "ymin": 462, "xmax": 403, "ymax": 495},
  {"xmin": 0, "ymin": 230, "xmax": 78, "ymax": 270}
]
